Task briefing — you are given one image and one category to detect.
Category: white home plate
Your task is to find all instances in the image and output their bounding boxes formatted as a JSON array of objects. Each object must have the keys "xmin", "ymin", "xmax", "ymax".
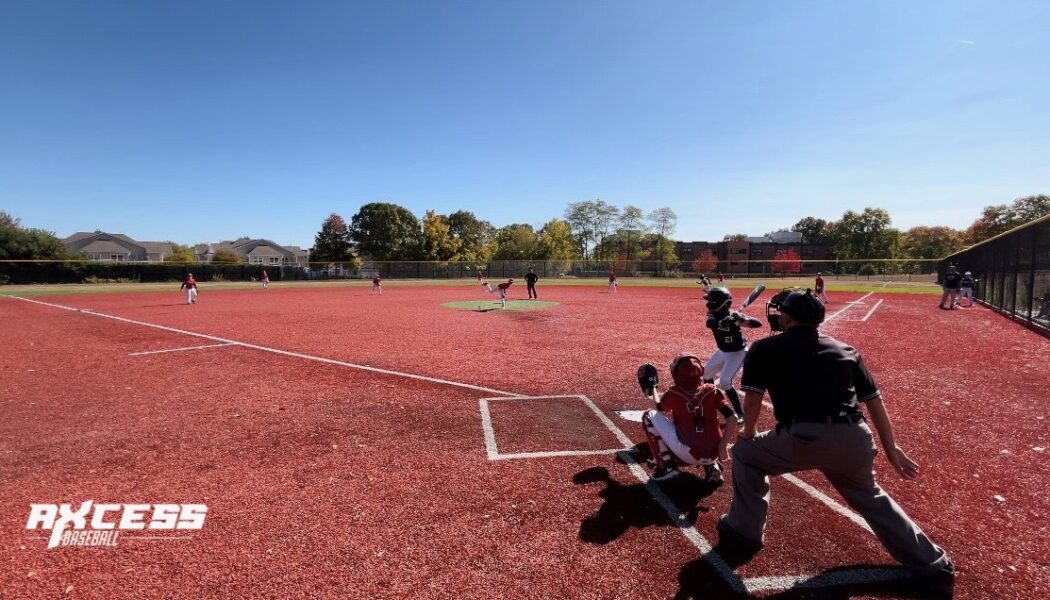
[{"xmin": 615, "ymin": 410, "xmax": 646, "ymax": 423}]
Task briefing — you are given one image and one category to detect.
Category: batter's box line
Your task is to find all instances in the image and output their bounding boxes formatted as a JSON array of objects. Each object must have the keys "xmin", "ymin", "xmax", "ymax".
[{"xmin": 478, "ymin": 394, "xmax": 634, "ymax": 461}]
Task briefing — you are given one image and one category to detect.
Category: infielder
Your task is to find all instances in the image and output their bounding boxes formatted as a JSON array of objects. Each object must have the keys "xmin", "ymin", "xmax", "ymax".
[
  {"xmin": 180, "ymin": 273, "xmax": 198, "ymax": 305},
  {"xmin": 703, "ymin": 287, "xmax": 762, "ymax": 417},
  {"xmin": 638, "ymin": 355, "xmax": 740, "ymax": 483},
  {"xmin": 608, "ymin": 270, "xmax": 617, "ymax": 293},
  {"xmin": 372, "ymin": 273, "xmax": 382, "ymax": 295},
  {"xmin": 261, "ymin": 269, "xmax": 269, "ymax": 289},
  {"xmin": 814, "ymin": 272, "xmax": 828, "ymax": 304}
]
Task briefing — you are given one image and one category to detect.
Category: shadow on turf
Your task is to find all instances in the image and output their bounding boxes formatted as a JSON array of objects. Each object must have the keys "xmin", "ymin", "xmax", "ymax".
[
  {"xmin": 675, "ymin": 560, "xmax": 945, "ymax": 600},
  {"xmin": 571, "ymin": 445, "xmax": 722, "ymax": 545}
]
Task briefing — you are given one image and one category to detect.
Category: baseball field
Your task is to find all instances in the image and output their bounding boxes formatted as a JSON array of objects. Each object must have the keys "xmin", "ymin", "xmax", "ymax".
[{"xmin": 1, "ymin": 280, "xmax": 1047, "ymax": 599}]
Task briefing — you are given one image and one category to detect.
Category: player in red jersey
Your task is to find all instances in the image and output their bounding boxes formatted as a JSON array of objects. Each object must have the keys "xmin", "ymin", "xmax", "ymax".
[
  {"xmin": 482, "ymin": 278, "xmax": 514, "ymax": 308},
  {"xmin": 640, "ymin": 354, "xmax": 740, "ymax": 483},
  {"xmin": 261, "ymin": 269, "xmax": 269, "ymax": 290},
  {"xmin": 608, "ymin": 270, "xmax": 617, "ymax": 293},
  {"xmin": 180, "ymin": 273, "xmax": 198, "ymax": 305},
  {"xmin": 815, "ymin": 272, "xmax": 828, "ymax": 304},
  {"xmin": 371, "ymin": 273, "xmax": 382, "ymax": 295}
]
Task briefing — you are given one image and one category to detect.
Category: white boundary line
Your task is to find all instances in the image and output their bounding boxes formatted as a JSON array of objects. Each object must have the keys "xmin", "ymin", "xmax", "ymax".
[
  {"xmin": 861, "ymin": 298, "xmax": 884, "ymax": 322},
  {"xmin": 10, "ymin": 294, "xmax": 896, "ymax": 594},
  {"xmin": 128, "ymin": 342, "xmax": 235, "ymax": 356}
]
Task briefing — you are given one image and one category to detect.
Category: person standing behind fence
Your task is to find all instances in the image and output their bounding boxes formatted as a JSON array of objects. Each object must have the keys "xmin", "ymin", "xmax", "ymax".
[
  {"xmin": 814, "ymin": 272, "xmax": 829, "ymax": 304},
  {"xmin": 372, "ymin": 273, "xmax": 382, "ymax": 295},
  {"xmin": 608, "ymin": 270, "xmax": 618, "ymax": 293},
  {"xmin": 261, "ymin": 269, "xmax": 269, "ymax": 290},
  {"xmin": 718, "ymin": 291, "xmax": 955, "ymax": 594},
  {"xmin": 181, "ymin": 273, "xmax": 198, "ymax": 305},
  {"xmin": 954, "ymin": 271, "xmax": 977, "ymax": 307},
  {"xmin": 938, "ymin": 265, "xmax": 962, "ymax": 310},
  {"xmin": 525, "ymin": 268, "xmax": 539, "ymax": 299}
]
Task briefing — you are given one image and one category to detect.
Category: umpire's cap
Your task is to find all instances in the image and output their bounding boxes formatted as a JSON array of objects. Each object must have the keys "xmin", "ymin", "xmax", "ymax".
[{"xmin": 779, "ymin": 290, "xmax": 825, "ymax": 325}]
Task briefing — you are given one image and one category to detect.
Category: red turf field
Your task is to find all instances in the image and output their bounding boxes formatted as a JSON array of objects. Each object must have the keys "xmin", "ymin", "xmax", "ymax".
[{"xmin": 1, "ymin": 283, "xmax": 1047, "ymax": 599}]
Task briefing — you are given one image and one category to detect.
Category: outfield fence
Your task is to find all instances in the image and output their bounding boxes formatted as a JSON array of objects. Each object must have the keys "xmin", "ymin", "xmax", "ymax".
[
  {"xmin": 0, "ymin": 258, "xmax": 941, "ymax": 285},
  {"xmin": 942, "ymin": 214, "xmax": 1050, "ymax": 335}
]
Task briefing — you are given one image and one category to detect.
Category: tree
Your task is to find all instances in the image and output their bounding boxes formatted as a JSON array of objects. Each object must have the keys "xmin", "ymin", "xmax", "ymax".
[
  {"xmin": 648, "ymin": 208, "xmax": 677, "ymax": 239},
  {"xmin": 564, "ymin": 201, "xmax": 597, "ymax": 259},
  {"xmin": 619, "ymin": 205, "xmax": 645, "ymax": 262},
  {"xmin": 641, "ymin": 233, "xmax": 678, "ymax": 264},
  {"xmin": 349, "ymin": 203, "xmax": 422, "ymax": 260},
  {"xmin": 829, "ymin": 208, "xmax": 896, "ymax": 261},
  {"xmin": 593, "ymin": 200, "xmax": 621, "ymax": 261},
  {"xmin": 723, "ymin": 233, "xmax": 747, "ymax": 242},
  {"xmin": 492, "ymin": 224, "xmax": 541, "ymax": 260},
  {"xmin": 312, "ymin": 213, "xmax": 355, "ymax": 264},
  {"xmin": 537, "ymin": 219, "xmax": 578, "ymax": 261},
  {"xmin": 0, "ymin": 211, "xmax": 74, "ymax": 260},
  {"xmin": 900, "ymin": 226, "xmax": 964, "ymax": 259},
  {"xmin": 447, "ymin": 210, "xmax": 495, "ymax": 262},
  {"xmin": 772, "ymin": 248, "xmax": 802, "ymax": 274},
  {"xmin": 211, "ymin": 249, "xmax": 242, "ymax": 264},
  {"xmin": 964, "ymin": 194, "xmax": 1050, "ymax": 244},
  {"xmin": 692, "ymin": 250, "xmax": 718, "ymax": 274},
  {"xmin": 792, "ymin": 217, "xmax": 833, "ymax": 245},
  {"xmin": 164, "ymin": 243, "xmax": 196, "ymax": 263},
  {"xmin": 420, "ymin": 210, "xmax": 460, "ymax": 261}
]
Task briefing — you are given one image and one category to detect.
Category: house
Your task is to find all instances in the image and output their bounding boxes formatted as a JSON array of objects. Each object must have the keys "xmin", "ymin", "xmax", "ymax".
[
  {"xmin": 62, "ymin": 232, "xmax": 173, "ymax": 262},
  {"xmin": 194, "ymin": 238, "xmax": 310, "ymax": 267}
]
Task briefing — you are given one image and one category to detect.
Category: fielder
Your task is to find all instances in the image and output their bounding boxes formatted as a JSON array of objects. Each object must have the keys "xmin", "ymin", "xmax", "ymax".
[
  {"xmin": 180, "ymin": 273, "xmax": 198, "ymax": 304},
  {"xmin": 638, "ymin": 355, "xmax": 740, "ymax": 483},
  {"xmin": 608, "ymin": 270, "xmax": 617, "ymax": 293},
  {"xmin": 703, "ymin": 287, "xmax": 762, "ymax": 417},
  {"xmin": 261, "ymin": 269, "xmax": 269, "ymax": 289},
  {"xmin": 482, "ymin": 278, "xmax": 514, "ymax": 308},
  {"xmin": 815, "ymin": 272, "xmax": 828, "ymax": 304},
  {"xmin": 698, "ymin": 274, "xmax": 712, "ymax": 295},
  {"xmin": 372, "ymin": 273, "xmax": 382, "ymax": 295}
]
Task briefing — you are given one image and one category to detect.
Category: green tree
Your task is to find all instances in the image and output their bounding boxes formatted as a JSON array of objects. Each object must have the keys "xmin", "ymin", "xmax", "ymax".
[
  {"xmin": 619, "ymin": 205, "xmax": 645, "ymax": 262},
  {"xmin": 723, "ymin": 233, "xmax": 747, "ymax": 242},
  {"xmin": 420, "ymin": 210, "xmax": 461, "ymax": 261},
  {"xmin": 537, "ymin": 219, "xmax": 578, "ymax": 261},
  {"xmin": 792, "ymin": 217, "xmax": 833, "ymax": 245},
  {"xmin": 164, "ymin": 243, "xmax": 196, "ymax": 263},
  {"xmin": 964, "ymin": 194, "xmax": 1050, "ymax": 244},
  {"xmin": 564, "ymin": 200, "xmax": 597, "ymax": 259},
  {"xmin": 492, "ymin": 224, "xmax": 541, "ymax": 260},
  {"xmin": 648, "ymin": 207, "xmax": 677, "ymax": 239},
  {"xmin": 0, "ymin": 211, "xmax": 74, "ymax": 260},
  {"xmin": 829, "ymin": 208, "xmax": 896, "ymax": 260},
  {"xmin": 349, "ymin": 203, "xmax": 422, "ymax": 260},
  {"xmin": 211, "ymin": 248, "xmax": 242, "ymax": 264},
  {"xmin": 312, "ymin": 213, "xmax": 356, "ymax": 264},
  {"xmin": 447, "ymin": 210, "xmax": 495, "ymax": 262},
  {"xmin": 900, "ymin": 226, "xmax": 964, "ymax": 259}
]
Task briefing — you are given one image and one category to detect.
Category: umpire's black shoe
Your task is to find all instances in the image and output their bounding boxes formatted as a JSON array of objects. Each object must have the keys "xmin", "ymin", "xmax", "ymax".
[
  {"xmin": 636, "ymin": 363, "xmax": 659, "ymax": 397},
  {"xmin": 914, "ymin": 566, "xmax": 956, "ymax": 599},
  {"xmin": 716, "ymin": 515, "xmax": 763, "ymax": 554}
]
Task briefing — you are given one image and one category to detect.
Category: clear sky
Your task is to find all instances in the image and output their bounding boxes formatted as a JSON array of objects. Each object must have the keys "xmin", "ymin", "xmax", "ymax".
[{"xmin": 2, "ymin": 0, "xmax": 1048, "ymax": 247}]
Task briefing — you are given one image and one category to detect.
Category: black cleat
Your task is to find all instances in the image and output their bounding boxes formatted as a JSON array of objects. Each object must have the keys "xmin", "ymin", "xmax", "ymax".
[{"xmin": 636, "ymin": 363, "xmax": 659, "ymax": 397}]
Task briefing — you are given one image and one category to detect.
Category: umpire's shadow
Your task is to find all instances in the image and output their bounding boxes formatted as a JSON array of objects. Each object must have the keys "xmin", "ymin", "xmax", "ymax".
[{"xmin": 572, "ymin": 446, "xmax": 721, "ymax": 545}]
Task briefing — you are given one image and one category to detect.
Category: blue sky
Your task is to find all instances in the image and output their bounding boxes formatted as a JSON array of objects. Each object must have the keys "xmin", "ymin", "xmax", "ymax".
[{"xmin": 2, "ymin": 1, "xmax": 1048, "ymax": 247}]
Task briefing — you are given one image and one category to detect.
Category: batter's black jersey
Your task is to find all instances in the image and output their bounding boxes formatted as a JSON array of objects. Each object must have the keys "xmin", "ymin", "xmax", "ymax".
[
  {"xmin": 741, "ymin": 326, "xmax": 878, "ymax": 423},
  {"xmin": 960, "ymin": 276, "xmax": 974, "ymax": 288},
  {"xmin": 706, "ymin": 315, "xmax": 748, "ymax": 352},
  {"xmin": 943, "ymin": 272, "xmax": 962, "ymax": 289}
]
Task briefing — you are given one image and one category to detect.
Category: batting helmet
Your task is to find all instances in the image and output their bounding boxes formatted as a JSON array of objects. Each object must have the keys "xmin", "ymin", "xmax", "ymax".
[
  {"xmin": 704, "ymin": 287, "xmax": 732, "ymax": 314},
  {"xmin": 779, "ymin": 290, "xmax": 825, "ymax": 325}
]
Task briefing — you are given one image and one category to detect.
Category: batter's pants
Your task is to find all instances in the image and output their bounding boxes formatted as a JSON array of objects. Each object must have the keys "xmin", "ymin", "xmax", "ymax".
[
  {"xmin": 705, "ymin": 349, "xmax": 746, "ymax": 392},
  {"xmin": 722, "ymin": 422, "xmax": 953, "ymax": 577}
]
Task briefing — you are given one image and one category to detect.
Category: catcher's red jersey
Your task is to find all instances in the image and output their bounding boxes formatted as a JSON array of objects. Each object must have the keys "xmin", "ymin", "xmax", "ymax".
[{"xmin": 661, "ymin": 385, "xmax": 731, "ymax": 460}]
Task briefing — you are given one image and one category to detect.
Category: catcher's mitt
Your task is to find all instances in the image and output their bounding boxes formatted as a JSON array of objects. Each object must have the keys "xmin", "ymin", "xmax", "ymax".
[{"xmin": 636, "ymin": 363, "xmax": 659, "ymax": 398}]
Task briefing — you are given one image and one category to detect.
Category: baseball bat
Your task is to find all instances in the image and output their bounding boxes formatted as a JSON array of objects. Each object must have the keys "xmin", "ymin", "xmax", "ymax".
[{"xmin": 739, "ymin": 284, "xmax": 766, "ymax": 310}]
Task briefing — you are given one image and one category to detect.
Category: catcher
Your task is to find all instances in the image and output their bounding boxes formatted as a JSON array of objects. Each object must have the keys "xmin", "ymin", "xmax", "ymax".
[{"xmin": 636, "ymin": 355, "xmax": 740, "ymax": 483}]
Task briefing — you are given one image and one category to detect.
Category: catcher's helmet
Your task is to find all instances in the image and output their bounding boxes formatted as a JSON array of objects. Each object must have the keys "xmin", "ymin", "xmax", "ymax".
[
  {"xmin": 669, "ymin": 353, "xmax": 704, "ymax": 383},
  {"xmin": 704, "ymin": 287, "xmax": 732, "ymax": 314},
  {"xmin": 779, "ymin": 290, "xmax": 825, "ymax": 325}
]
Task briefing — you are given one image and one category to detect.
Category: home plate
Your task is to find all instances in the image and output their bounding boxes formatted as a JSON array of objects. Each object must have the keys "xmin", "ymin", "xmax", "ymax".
[{"xmin": 616, "ymin": 410, "xmax": 646, "ymax": 423}]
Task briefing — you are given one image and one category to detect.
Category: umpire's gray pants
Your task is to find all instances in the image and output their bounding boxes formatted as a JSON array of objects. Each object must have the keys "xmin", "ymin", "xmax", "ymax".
[{"xmin": 723, "ymin": 422, "xmax": 953, "ymax": 576}]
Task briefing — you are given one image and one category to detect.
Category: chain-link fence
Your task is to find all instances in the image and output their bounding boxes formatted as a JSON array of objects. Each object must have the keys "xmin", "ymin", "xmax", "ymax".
[
  {"xmin": 0, "ymin": 257, "xmax": 941, "ymax": 285},
  {"xmin": 941, "ymin": 214, "xmax": 1050, "ymax": 335}
]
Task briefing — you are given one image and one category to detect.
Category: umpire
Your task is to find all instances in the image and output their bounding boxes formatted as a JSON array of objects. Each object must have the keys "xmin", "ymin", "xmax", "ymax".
[
  {"xmin": 717, "ymin": 291, "xmax": 955, "ymax": 592},
  {"xmin": 525, "ymin": 268, "xmax": 539, "ymax": 299}
]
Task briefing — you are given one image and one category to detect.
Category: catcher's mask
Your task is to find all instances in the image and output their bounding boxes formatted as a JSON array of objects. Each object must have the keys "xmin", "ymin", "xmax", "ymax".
[
  {"xmin": 704, "ymin": 287, "xmax": 732, "ymax": 315},
  {"xmin": 669, "ymin": 354, "xmax": 704, "ymax": 390},
  {"xmin": 779, "ymin": 290, "xmax": 825, "ymax": 326}
]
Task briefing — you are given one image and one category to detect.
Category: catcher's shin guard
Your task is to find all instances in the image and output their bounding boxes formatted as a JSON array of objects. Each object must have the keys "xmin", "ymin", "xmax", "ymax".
[{"xmin": 641, "ymin": 412, "xmax": 676, "ymax": 471}]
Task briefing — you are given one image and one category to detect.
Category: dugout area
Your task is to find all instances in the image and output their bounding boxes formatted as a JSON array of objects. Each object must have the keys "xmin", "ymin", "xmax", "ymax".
[{"xmin": 1, "ymin": 284, "xmax": 1047, "ymax": 599}]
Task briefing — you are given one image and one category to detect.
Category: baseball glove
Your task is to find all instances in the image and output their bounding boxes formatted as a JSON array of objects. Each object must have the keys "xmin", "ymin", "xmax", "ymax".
[{"xmin": 636, "ymin": 363, "xmax": 659, "ymax": 398}]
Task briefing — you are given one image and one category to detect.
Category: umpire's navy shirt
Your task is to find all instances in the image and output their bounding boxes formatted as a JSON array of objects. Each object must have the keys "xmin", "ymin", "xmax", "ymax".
[{"xmin": 740, "ymin": 326, "xmax": 878, "ymax": 423}]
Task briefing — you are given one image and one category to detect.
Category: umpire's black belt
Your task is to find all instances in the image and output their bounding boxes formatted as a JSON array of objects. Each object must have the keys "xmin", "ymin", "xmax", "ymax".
[{"xmin": 785, "ymin": 414, "xmax": 865, "ymax": 426}]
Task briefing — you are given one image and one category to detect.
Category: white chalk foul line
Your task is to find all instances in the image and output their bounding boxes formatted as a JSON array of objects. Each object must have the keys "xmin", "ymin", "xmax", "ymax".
[
  {"xmin": 128, "ymin": 342, "xmax": 236, "ymax": 356},
  {"xmin": 861, "ymin": 298, "xmax": 884, "ymax": 322},
  {"xmin": 743, "ymin": 566, "xmax": 910, "ymax": 593}
]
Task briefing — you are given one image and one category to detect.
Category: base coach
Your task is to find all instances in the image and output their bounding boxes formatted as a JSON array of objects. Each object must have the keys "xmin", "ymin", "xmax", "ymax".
[{"xmin": 717, "ymin": 290, "xmax": 955, "ymax": 593}]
